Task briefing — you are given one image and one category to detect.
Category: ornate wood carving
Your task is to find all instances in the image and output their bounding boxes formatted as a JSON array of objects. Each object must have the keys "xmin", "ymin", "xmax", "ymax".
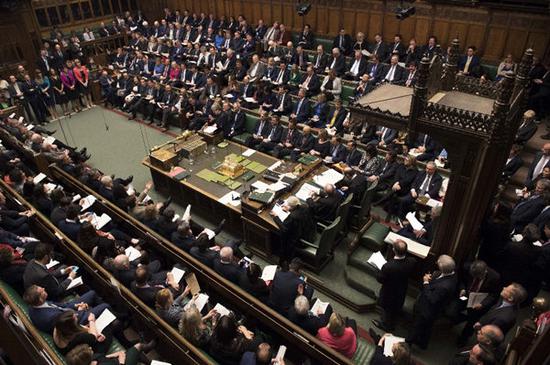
[{"xmin": 441, "ymin": 38, "xmax": 459, "ymax": 91}]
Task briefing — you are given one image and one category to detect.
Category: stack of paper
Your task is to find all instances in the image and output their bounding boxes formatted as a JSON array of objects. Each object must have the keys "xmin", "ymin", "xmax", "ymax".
[
  {"xmin": 268, "ymin": 161, "xmax": 282, "ymax": 171},
  {"xmin": 80, "ymin": 195, "xmax": 97, "ymax": 211},
  {"xmin": 91, "ymin": 213, "xmax": 111, "ymax": 230},
  {"xmin": 95, "ymin": 309, "xmax": 116, "ymax": 334},
  {"xmin": 271, "ymin": 204, "xmax": 290, "ymax": 222},
  {"xmin": 405, "ymin": 212, "xmax": 424, "ymax": 231},
  {"xmin": 67, "ymin": 276, "xmax": 83, "ymax": 290},
  {"xmin": 185, "ymin": 273, "xmax": 201, "ymax": 295},
  {"xmin": 125, "ymin": 246, "xmax": 142, "ymax": 262},
  {"xmin": 313, "ymin": 169, "xmax": 344, "ymax": 186},
  {"xmin": 170, "ymin": 267, "xmax": 186, "ymax": 283},
  {"xmin": 383, "ymin": 335, "xmax": 405, "ymax": 356},
  {"xmin": 213, "ymin": 303, "xmax": 231, "ymax": 317},
  {"xmin": 296, "ymin": 183, "xmax": 321, "ymax": 201},
  {"xmin": 367, "ymin": 251, "xmax": 387, "ymax": 270},
  {"xmin": 261, "ymin": 265, "xmax": 278, "ymax": 281},
  {"xmin": 242, "ymin": 149, "xmax": 256, "ymax": 157},
  {"xmin": 203, "ymin": 125, "xmax": 218, "ymax": 134},
  {"xmin": 269, "ymin": 181, "xmax": 288, "ymax": 192},
  {"xmin": 311, "ymin": 299, "xmax": 329, "ymax": 315},
  {"xmin": 218, "ymin": 191, "xmax": 241, "ymax": 207},
  {"xmin": 251, "ymin": 181, "xmax": 270, "ymax": 192},
  {"xmin": 33, "ymin": 173, "xmax": 47, "ymax": 184},
  {"xmin": 44, "ymin": 136, "xmax": 56, "ymax": 145}
]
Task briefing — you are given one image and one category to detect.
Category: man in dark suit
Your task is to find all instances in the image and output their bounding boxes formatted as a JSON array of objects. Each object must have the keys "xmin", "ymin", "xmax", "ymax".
[
  {"xmin": 326, "ymin": 99, "xmax": 348, "ymax": 135},
  {"xmin": 344, "ymin": 140, "xmax": 363, "ymax": 168},
  {"xmin": 366, "ymin": 125, "xmax": 398, "ymax": 147},
  {"xmin": 257, "ymin": 115, "xmax": 284, "ymax": 153},
  {"xmin": 291, "ymin": 46, "xmax": 309, "ymax": 71},
  {"xmin": 332, "ymin": 29, "xmax": 352, "ymax": 56},
  {"xmin": 458, "ymin": 46, "xmax": 482, "ymax": 78},
  {"xmin": 298, "ymin": 66, "xmax": 320, "ymax": 97},
  {"xmin": 297, "ymin": 24, "xmax": 314, "ymax": 50},
  {"xmin": 365, "ymin": 55, "xmax": 386, "ymax": 87},
  {"xmin": 307, "ymin": 184, "xmax": 342, "ymax": 222},
  {"xmin": 290, "ymin": 89, "xmax": 311, "ymax": 123},
  {"xmin": 336, "ymin": 167, "xmax": 368, "ymax": 204},
  {"xmin": 327, "ymin": 48, "xmax": 347, "ymax": 77},
  {"xmin": 213, "ymin": 246, "xmax": 242, "ymax": 285},
  {"xmin": 36, "ymin": 50, "xmax": 51, "ymax": 75},
  {"xmin": 245, "ymin": 111, "xmax": 271, "ymax": 148},
  {"xmin": 271, "ymin": 197, "xmax": 315, "ymax": 261},
  {"xmin": 155, "ymin": 84, "xmax": 177, "ymax": 130},
  {"xmin": 290, "ymin": 126, "xmax": 316, "ymax": 161},
  {"xmin": 22, "ymin": 243, "xmax": 76, "ymax": 301},
  {"xmin": 268, "ymin": 258, "xmax": 313, "ymax": 315},
  {"xmin": 369, "ymin": 150, "xmax": 399, "ymax": 191},
  {"xmin": 502, "ymin": 145, "xmax": 523, "ymax": 181},
  {"xmin": 386, "ymin": 34, "xmax": 407, "ymax": 63},
  {"xmin": 131, "ymin": 266, "xmax": 180, "ymax": 308},
  {"xmin": 515, "ymin": 110, "xmax": 538, "ymax": 144},
  {"xmin": 529, "ymin": 62, "xmax": 550, "ymax": 122},
  {"xmin": 421, "ymin": 36, "xmax": 438, "ymax": 60},
  {"xmin": 272, "ymin": 86, "xmax": 293, "ymax": 116},
  {"xmin": 223, "ymin": 101, "xmax": 245, "ymax": 139},
  {"xmin": 406, "ymin": 254, "xmax": 458, "ymax": 349},
  {"xmin": 311, "ymin": 45, "xmax": 329, "ymax": 74},
  {"xmin": 345, "ymin": 50, "xmax": 368, "ymax": 81},
  {"xmin": 474, "ymin": 283, "xmax": 527, "ymax": 337},
  {"xmin": 271, "ymin": 62, "xmax": 290, "ymax": 85},
  {"xmin": 457, "ymin": 260, "xmax": 502, "ymax": 345},
  {"xmin": 370, "ymin": 34, "xmax": 388, "ymax": 62},
  {"xmin": 273, "ymin": 121, "xmax": 302, "ymax": 159},
  {"xmin": 411, "ymin": 133, "xmax": 438, "ymax": 161},
  {"xmin": 24, "ymin": 285, "xmax": 111, "ymax": 333},
  {"xmin": 373, "ymin": 239, "xmax": 416, "ymax": 331},
  {"xmin": 510, "ymin": 179, "xmax": 550, "ymax": 232},
  {"xmin": 526, "ymin": 143, "xmax": 550, "ymax": 185},
  {"xmin": 398, "ymin": 161, "xmax": 443, "ymax": 218},
  {"xmin": 58, "ymin": 204, "xmax": 82, "ymax": 242},
  {"xmin": 326, "ymin": 136, "xmax": 348, "ymax": 164},
  {"xmin": 381, "ymin": 55, "xmax": 406, "ymax": 85},
  {"xmin": 190, "ymin": 236, "xmax": 219, "ymax": 267},
  {"xmin": 403, "ymin": 62, "xmax": 418, "ymax": 88}
]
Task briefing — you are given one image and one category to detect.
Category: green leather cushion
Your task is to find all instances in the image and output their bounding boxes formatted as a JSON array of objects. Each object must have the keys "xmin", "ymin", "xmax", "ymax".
[{"xmin": 361, "ymin": 222, "xmax": 390, "ymax": 251}]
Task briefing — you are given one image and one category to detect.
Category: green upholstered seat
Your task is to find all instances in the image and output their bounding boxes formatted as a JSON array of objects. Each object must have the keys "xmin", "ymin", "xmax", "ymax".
[
  {"xmin": 482, "ymin": 64, "xmax": 498, "ymax": 80},
  {"xmin": 353, "ymin": 337, "xmax": 377, "ymax": 364},
  {"xmin": 361, "ymin": 222, "xmax": 390, "ymax": 252},
  {"xmin": 233, "ymin": 114, "xmax": 259, "ymax": 145}
]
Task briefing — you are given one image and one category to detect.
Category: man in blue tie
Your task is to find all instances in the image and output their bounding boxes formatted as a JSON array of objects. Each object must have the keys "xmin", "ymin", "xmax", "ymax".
[{"xmin": 290, "ymin": 88, "xmax": 310, "ymax": 123}]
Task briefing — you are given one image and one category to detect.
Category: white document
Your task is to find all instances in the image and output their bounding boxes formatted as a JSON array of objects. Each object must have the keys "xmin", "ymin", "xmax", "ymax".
[
  {"xmin": 261, "ymin": 265, "xmax": 278, "ymax": 281},
  {"xmin": 126, "ymin": 184, "xmax": 135, "ymax": 196},
  {"xmin": 151, "ymin": 361, "xmax": 172, "ymax": 365},
  {"xmin": 426, "ymin": 199, "xmax": 443, "ymax": 208},
  {"xmin": 296, "ymin": 183, "xmax": 321, "ymax": 202},
  {"xmin": 244, "ymin": 97, "xmax": 257, "ymax": 103},
  {"xmin": 383, "ymin": 335, "xmax": 405, "ymax": 357},
  {"xmin": 9, "ymin": 113, "xmax": 15, "ymax": 119},
  {"xmin": 95, "ymin": 308, "xmax": 117, "ymax": 334},
  {"xmin": 142, "ymin": 194, "xmax": 152, "ymax": 203},
  {"xmin": 125, "ymin": 246, "xmax": 142, "ymax": 262},
  {"xmin": 93, "ymin": 213, "xmax": 111, "ymax": 230},
  {"xmin": 313, "ymin": 169, "xmax": 344, "ymax": 186},
  {"xmin": 512, "ymin": 234, "xmax": 523, "ymax": 242},
  {"xmin": 515, "ymin": 189, "xmax": 524, "ymax": 197},
  {"xmin": 268, "ymin": 161, "xmax": 282, "ymax": 171},
  {"xmin": 367, "ymin": 251, "xmax": 387, "ymax": 270},
  {"xmin": 188, "ymin": 293, "xmax": 209, "ymax": 312},
  {"xmin": 44, "ymin": 136, "xmax": 56, "ymax": 145},
  {"xmin": 218, "ymin": 191, "xmax": 241, "ymax": 207},
  {"xmin": 434, "ymin": 159, "xmax": 445, "ymax": 168},
  {"xmin": 182, "ymin": 204, "xmax": 191, "ymax": 222},
  {"xmin": 213, "ymin": 303, "xmax": 231, "ymax": 317},
  {"xmin": 242, "ymin": 149, "xmax": 256, "ymax": 157},
  {"xmin": 172, "ymin": 214, "xmax": 180, "ymax": 223},
  {"xmin": 224, "ymin": 93, "xmax": 234, "ymax": 99},
  {"xmin": 203, "ymin": 125, "xmax": 218, "ymax": 134},
  {"xmin": 202, "ymin": 228, "xmax": 216, "ymax": 240},
  {"xmin": 170, "ymin": 267, "xmax": 186, "ymax": 283},
  {"xmin": 271, "ymin": 204, "xmax": 289, "ymax": 222},
  {"xmin": 405, "ymin": 212, "xmax": 424, "ymax": 231},
  {"xmin": 46, "ymin": 259, "xmax": 60, "ymax": 269},
  {"xmin": 67, "ymin": 276, "xmax": 83, "ymax": 290},
  {"xmin": 467, "ymin": 292, "xmax": 489, "ymax": 308},
  {"xmin": 251, "ymin": 181, "xmax": 270, "ymax": 192},
  {"xmin": 33, "ymin": 173, "xmax": 47, "ymax": 184},
  {"xmin": 311, "ymin": 299, "xmax": 329, "ymax": 315},
  {"xmin": 71, "ymin": 194, "xmax": 81, "ymax": 203},
  {"xmin": 80, "ymin": 195, "xmax": 97, "ymax": 211},
  {"xmin": 385, "ymin": 232, "xmax": 430, "ymax": 258},
  {"xmin": 269, "ymin": 181, "xmax": 288, "ymax": 192},
  {"xmin": 44, "ymin": 183, "xmax": 58, "ymax": 194},
  {"xmin": 216, "ymin": 61, "xmax": 224, "ymax": 70},
  {"xmin": 274, "ymin": 346, "xmax": 287, "ymax": 364}
]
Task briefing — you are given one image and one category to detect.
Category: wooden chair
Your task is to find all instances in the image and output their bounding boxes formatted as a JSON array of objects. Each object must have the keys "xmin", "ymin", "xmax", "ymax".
[
  {"xmin": 296, "ymin": 216, "xmax": 340, "ymax": 273},
  {"xmin": 350, "ymin": 179, "xmax": 378, "ymax": 230}
]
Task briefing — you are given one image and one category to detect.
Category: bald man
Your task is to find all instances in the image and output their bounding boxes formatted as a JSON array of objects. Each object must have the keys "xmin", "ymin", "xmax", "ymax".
[{"xmin": 306, "ymin": 183, "xmax": 343, "ymax": 222}]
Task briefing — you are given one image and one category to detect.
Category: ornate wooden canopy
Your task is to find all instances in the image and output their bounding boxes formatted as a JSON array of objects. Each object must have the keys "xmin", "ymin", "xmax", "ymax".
[{"xmin": 349, "ymin": 41, "xmax": 534, "ymax": 265}]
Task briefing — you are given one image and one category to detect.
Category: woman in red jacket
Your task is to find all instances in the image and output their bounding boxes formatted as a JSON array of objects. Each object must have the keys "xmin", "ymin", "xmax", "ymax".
[{"xmin": 73, "ymin": 59, "xmax": 93, "ymax": 109}]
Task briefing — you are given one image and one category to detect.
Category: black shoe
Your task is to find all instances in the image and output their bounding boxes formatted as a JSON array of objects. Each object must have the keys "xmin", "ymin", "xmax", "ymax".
[
  {"xmin": 127, "ymin": 175, "xmax": 133, "ymax": 184},
  {"xmin": 368, "ymin": 328, "xmax": 381, "ymax": 344},
  {"xmin": 214, "ymin": 218, "xmax": 227, "ymax": 235},
  {"xmin": 163, "ymin": 196, "xmax": 172, "ymax": 208},
  {"xmin": 80, "ymin": 147, "xmax": 87, "ymax": 155},
  {"xmin": 372, "ymin": 319, "xmax": 389, "ymax": 332}
]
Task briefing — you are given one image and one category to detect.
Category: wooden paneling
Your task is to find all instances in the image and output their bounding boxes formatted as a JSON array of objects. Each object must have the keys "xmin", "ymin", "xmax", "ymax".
[
  {"xmin": 506, "ymin": 30, "xmax": 530, "ymax": 61},
  {"xmin": 414, "ymin": 17, "xmax": 431, "ymax": 43},
  {"xmin": 282, "ymin": 3, "xmax": 295, "ymax": 30},
  {"xmin": 368, "ymin": 12, "xmax": 383, "ymax": 37},
  {"xmin": 484, "ymin": 26, "xmax": 508, "ymax": 60}
]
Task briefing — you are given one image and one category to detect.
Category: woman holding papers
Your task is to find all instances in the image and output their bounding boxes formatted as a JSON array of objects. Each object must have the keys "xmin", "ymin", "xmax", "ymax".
[
  {"xmin": 53, "ymin": 310, "xmax": 114, "ymax": 355},
  {"xmin": 155, "ymin": 287, "xmax": 192, "ymax": 327},
  {"xmin": 179, "ymin": 305, "xmax": 217, "ymax": 348},
  {"xmin": 370, "ymin": 334, "xmax": 412, "ymax": 365}
]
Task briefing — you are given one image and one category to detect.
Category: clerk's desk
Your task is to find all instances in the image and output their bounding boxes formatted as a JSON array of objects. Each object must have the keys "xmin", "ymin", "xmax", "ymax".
[{"xmin": 143, "ymin": 137, "xmax": 323, "ymax": 259}]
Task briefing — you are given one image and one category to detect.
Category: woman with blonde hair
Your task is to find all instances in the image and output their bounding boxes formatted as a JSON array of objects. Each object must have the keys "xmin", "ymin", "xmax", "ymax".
[
  {"xmin": 155, "ymin": 286, "xmax": 191, "ymax": 327},
  {"xmin": 178, "ymin": 304, "xmax": 217, "ymax": 348},
  {"xmin": 316, "ymin": 312, "xmax": 357, "ymax": 359}
]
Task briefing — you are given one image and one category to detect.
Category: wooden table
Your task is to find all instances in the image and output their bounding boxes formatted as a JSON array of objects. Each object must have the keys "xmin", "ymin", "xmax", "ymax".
[{"xmin": 143, "ymin": 139, "xmax": 323, "ymax": 258}]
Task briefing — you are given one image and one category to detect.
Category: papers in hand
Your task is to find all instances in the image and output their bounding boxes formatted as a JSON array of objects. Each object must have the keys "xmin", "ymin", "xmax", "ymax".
[
  {"xmin": 203, "ymin": 125, "xmax": 218, "ymax": 134},
  {"xmin": 185, "ymin": 273, "xmax": 201, "ymax": 296},
  {"xmin": 383, "ymin": 335, "xmax": 405, "ymax": 357},
  {"xmin": 71, "ymin": 194, "xmax": 82, "ymax": 203},
  {"xmin": 313, "ymin": 169, "xmax": 344, "ymax": 187},
  {"xmin": 44, "ymin": 136, "xmax": 56, "ymax": 145},
  {"xmin": 201, "ymin": 228, "xmax": 216, "ymax": 240},
  {"xmin": 218, "ymin": 191, "xmax": 241, "ymax": 207},
  {"xmin": 467, "ymin": 292, "xmax": 489, "ymax": 308},
  {"xmin": 182, "ymin": 204, "xmax": 191, "ymax": 222},
  {"xmin": 91, "ymin": 213, "xmax": 112, "ymax": 230},
  {"xmin": 274, "ymin": 346, "xmax": 287, "ymax": 364},
  {"xmin": 311, "ymin": 299, "xmax": 329, "ymax": 315},
  {"xmin": 67, "ymin": 276, "xmax": 83, "ymax": 290},
  {"xmin": 151, "ymin": 361, "xmax": 172, "ymax": 365},
  {"xmin": 170, "ymin": 267, "xmax": 186, "ymax": 283},
  {"xmin": 33, "ymin": 173, "xmax": 47, "ymax": 184},
  {"xmin": 405, "ymin": 212, "xmax": 424, "ymax": 231},
  {"xmin": 426, "ymin": 198, "xmax": 443, "ymax": 208},
  {"xmin": 44, "ymin": 183, "xmax": 58, "ymax": 194},
  {"xmin": 95, "ymin": 308, "xmax": 116, "ymax": 334},
  {"xmin": 242, "ymin": 148, "xmax": 256, "ymax": 157},
  {"xmin": 261, "ymin": 265, "xmax": 277, "ymax": 281},
  {"xmin": 512, "ymin": 234, "xmax": 523, "ymax": 242},
  {"xmin": 271, "ymin": 204, "xmax": 290, "ymax": 222},
  {"xmin": 46, "ymin": 259, "xmax": 60, "ymax": 269},
  {"xmin": 213, "ymin": 303, "xmax": 231, "ymax": 317},
  {"xmin": 244, "ymin": 97, "xmax": 257, "ymax": 103},
  {"xmin": 185, "ymin": 293, "xmax": 209, "ymax": 312},
  {"xmin": 126, "ymin": 184, "xmax": 136, "ymax": 196},
  {"xmin": 367, "ymin": 251, "xmax": 387, "ymax": 270},
  {"xmin": 296, "ymin": 183, "xmax": 321, "ymax": 202},
  {"xmin": 125, "ymin": 246, "xmax": 142, "ymax": 262},
  {"xmin": 80, "ymin": 195, "xmax": 97, "ymax": 211}
]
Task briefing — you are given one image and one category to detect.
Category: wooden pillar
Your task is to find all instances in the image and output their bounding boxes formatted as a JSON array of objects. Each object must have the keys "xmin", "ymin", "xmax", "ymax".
[{"xmin": 441, "ymin": 38, "xmax": 459, "ymax": 91}]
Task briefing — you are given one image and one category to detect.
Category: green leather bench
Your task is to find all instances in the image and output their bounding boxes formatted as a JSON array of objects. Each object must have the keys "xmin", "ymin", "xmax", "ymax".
[
  {"xmin": 0, "ymin": 280, "xmax": 125, "ymax": 363},
  {"xmin": 481, "ymin": 63, "xmax": 498, "ymax": 81},
  {"xmin": 232, "ymin": 113, "xmax": 259, "ymax": 145},
  {"xmin": 353, "ymin": 337, "xmax": 377, "ymax": 364},
  {"xmin": 360, "ymin": 222, "xmax": 390, "ymax": 252}
]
